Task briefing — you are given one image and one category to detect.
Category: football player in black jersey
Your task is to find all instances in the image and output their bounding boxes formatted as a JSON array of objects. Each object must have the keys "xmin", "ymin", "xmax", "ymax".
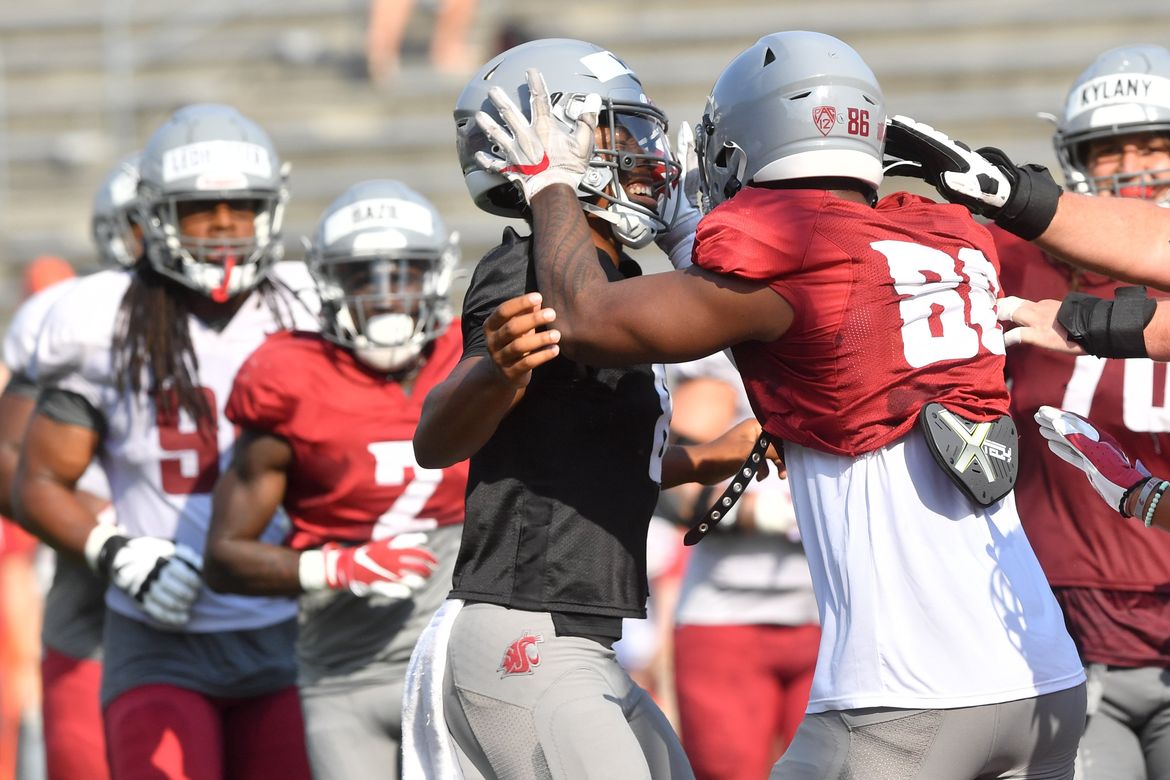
[{"xmin": 405, "ymin": 39, "xmax": 779, "ymax": 779}]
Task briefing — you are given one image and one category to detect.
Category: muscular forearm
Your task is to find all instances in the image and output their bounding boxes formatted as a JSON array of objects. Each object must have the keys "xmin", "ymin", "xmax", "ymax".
[
  {"xmin": 203, "ymin": 536, "xmax": 302, "ymax": 596},
  {"xmin": 12, "ymin": 472, "xmax": 97, "ymax": 560},
  {"xmin": 529, "ymin": 184, "xmax": 613, "ymax": 358},
  {"xmin": 1144, "ymin": 301, "xmax": 1170, "ymax": 361},
  {"xmin": 660, "ymin": 442, "xmax": 744, "ymax": 489},
  {"xmin": 414, "ymin": 357, "xmax": 518, "ymax": 468},
  {"xmin": 1039, "ymin": 194, "xmax": 1170, "ymax": 291}
]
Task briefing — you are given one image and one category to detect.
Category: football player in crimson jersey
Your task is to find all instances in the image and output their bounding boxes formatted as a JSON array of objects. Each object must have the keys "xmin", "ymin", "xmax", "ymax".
[
  {"xmin": 406, "ymin": 39, "xmax": 781, "ymax": 780},
  {"xmin": 12, "ymin": 104, "xmax": 318, "ymax": 780},
  {"xmin": 489, "ymin": 32, "xmax": 1089, "ymax": 779},
  {"xmin": 982, "ymin": 45, "xmax": 1170, "ymax": 780},
  {"xmin": 203, "ymin": 180, "xmax": 466, "ymax": 780}
]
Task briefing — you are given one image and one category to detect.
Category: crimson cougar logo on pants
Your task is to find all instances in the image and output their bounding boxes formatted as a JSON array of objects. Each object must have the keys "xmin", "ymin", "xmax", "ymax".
[{"xmin": 498, "ymin": 631, "xmax": 544, "ymax": 677}]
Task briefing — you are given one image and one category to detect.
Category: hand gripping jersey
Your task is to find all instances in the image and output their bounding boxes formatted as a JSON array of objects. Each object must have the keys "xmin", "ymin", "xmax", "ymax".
[
  {"xmin": 997, "ymin": 227, "xmax": 1170, "ymax": 665},
  {"xmin": 694, "ymin": 189, "xmax": 1084, "ymax": 712},
  {"xmin": 29, "ymin": 262, "xmax": 320, "ymax": 632},
  {"xmin": 696, "ymin": 189, "xmax": 1010, "ymax": 456},
  {"xmin": 224, "ymin": 328, "xmax": 468, "ymax": 550}
]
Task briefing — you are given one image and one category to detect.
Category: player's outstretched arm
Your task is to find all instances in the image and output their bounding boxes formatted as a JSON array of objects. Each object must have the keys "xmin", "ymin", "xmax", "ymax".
[
  {"xmin": 1000, "ymin": 294, "xmax": 1170, "ymax": 361},
  {"xmin": 414, "ymin": 293, "xmax": 559, "ymax": 468},
  {"xmin": 661, "ymin": 418, "xmax": 784, "ymax": 489},
  {"xmin": 204, "ymin": 428, "xmax": 300, "ymax": 595},
  {"xmin": 1037, "ymin": 194, "xmax": 1170, "ymax": 292}
]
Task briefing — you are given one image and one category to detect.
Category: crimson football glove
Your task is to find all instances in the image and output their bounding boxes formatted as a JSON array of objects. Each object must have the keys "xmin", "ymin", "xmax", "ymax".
[
  {"xmin": 884, "ymin": 115, "xmax": 1062, "ymax": 240},
  {"xmin": 299, "ymin": 533, "xmax": 439, "ymax": 600},
  {"xmin": 1034, "ymin": 405, "xmax": 1153, "ymax": 516},
  {"xmin": 474, "ymin": 68, "xmax": 600, "ymax": 203}
]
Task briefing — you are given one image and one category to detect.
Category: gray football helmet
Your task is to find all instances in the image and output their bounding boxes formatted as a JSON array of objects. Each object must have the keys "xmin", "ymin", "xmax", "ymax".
[
  {"xmin": 455, "ymin": 38, "xmax": 679, "ymax": 248},
  {"xmin": 308, "ymin": 180, "xmax": 458, "ymax": 374},
  {"xmin": 137, "ymin": 103, "xmax": 288, "ymax": 300},
  {"xmin": 696, "ymin": 31, "xmax": 886, "ymax": 208},
  {"xmin": 1054, "ymin": 44, "xmax": 1170, "ymax": 201},
  {"xmin": 91, "ymin": 152, "xmax": 142, "ymax": 268}
]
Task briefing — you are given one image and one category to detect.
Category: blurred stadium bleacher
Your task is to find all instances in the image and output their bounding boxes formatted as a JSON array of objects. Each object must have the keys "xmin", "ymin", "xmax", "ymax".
[{"xmin": 1, "ymin": 0, "xmax": 1168, "ymax": 326}]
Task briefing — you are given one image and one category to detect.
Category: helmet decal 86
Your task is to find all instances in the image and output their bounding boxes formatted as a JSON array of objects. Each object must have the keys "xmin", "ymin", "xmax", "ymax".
[
  {"xmin": 454, "ymin": 38, "xmax": 680, "ymax": 248},
  {"xmin": 136, "ymin": 103, "xmax": 288, "ymax": 300},
  {"xmin": 308, "ymin": 180, "xmax": 458, "ymax": 374},
  {"xmin": 1054, "ymin": 44, "xmax": 1170, "ymax": 203},
  {"xmin": 92, "ymin": 152, "xmax": 143, "ymax": 269},
  {"xmin": 696, "ymin": 31, "xmax": 886, "ymax": 209}
]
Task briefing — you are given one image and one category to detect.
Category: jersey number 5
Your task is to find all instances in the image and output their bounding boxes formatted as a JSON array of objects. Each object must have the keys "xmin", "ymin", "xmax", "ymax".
[
  {"xmin": 873, "ymin": 240, "xmax": 1005, "ymax": 368},
  {"xmin": 155, "ymin": 387, "xmax": 220, "ymax": 495}
]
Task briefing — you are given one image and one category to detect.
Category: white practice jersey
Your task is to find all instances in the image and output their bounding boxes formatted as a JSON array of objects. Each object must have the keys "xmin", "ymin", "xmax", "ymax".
[
  {"xmin": 29, "ymin": 262, "xmax": 320, "ymax": 632},
  {"xmin": 5, "ymin": 274, "xmax": 111, "ymax": 500},
  {"xmin": 786, "ymin": 432, "xmax": 1085, "ymax": 713}
]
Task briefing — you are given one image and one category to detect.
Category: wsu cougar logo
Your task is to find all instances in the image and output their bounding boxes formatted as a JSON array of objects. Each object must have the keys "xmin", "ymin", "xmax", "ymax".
[
  {"xmin": 498, "ymin": 631, "xmax": 544, "ymax": 677},
  {"xmin": 813, "ymin": 106, "xmax": 837, "ymax": 136}
]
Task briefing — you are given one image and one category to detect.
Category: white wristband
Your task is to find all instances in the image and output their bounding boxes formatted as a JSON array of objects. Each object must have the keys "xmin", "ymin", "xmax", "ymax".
[
  {"xmin": 83, "ymin": 523, "xmax": 121, "ymax": 574},
  {"xmin": 298, "ymin": 549, "xmax": 328, "ymax": 592}
]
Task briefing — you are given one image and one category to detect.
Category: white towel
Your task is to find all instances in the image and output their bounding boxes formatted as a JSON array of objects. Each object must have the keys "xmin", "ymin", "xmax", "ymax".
[{"xmin": 403, "ymin": 598, "xmax": 465, "ymax": 779}]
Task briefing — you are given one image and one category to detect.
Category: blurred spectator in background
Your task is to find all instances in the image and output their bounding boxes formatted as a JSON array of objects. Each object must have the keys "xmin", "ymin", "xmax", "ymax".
[
  {"xmin": 993, "ymin": 44, "xmax": 1170, "ymax": 780},
  {"xmin": 663, "ymin": 354, "xmax": 819, "ymax": 780},
  {"xmin": 366, "ymin": 0, "xmax": 478, "ymax": 84}
]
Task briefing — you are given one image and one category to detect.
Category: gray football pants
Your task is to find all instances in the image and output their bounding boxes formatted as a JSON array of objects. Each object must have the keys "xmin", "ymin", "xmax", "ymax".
[
  {"xmin": 772, "ymin": 683, "xmax": 1086, "ymax": 779},
  {"xmin": 1078, "ymin": 665, "xmax": 1170, "ymax": 780},
  {"xmin": 443, "ymin": 603, "xmax": 694, "ymax": 780}
]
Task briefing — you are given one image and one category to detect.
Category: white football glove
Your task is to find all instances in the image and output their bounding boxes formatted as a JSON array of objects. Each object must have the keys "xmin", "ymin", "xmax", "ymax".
[
  {"xmin": 84, "ymin": 526, "xmax": 201, "ymax": 627},
  {"xmin": 474, "ymin": 68, "xmax": 599, "ymax": 203},
  {"xmin": 884, "ymin": 115, "xmax": 1062, "ymax": 240},
  {"xmin": 884, "ymin": 115, "xmax": 1010, "ymax": 211},
  {"xmin": 141, "ymin": 544, "xmax": 203, "ymax": 627},
  {"xmin": 1034, "ymin": 405, "xmax": 1152, "ymax": 515},
  {"xmin": 655, "ymin": 120, "xmax": 703, "ymax": 270}
]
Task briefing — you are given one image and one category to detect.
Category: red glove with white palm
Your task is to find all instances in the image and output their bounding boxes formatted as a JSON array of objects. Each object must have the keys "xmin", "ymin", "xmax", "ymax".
[
  {"xmin": 1034, "ymin": 405, "xmax": 1153, "ymax": 516},
  {"xmin": 299, "ymin": 533, "xmax": 439, "ymax": 600}
]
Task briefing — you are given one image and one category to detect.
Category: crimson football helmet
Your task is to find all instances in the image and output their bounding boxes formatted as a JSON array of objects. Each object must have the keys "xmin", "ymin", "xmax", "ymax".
[{"xmin": 696, "ymin": 31, "xmax": 886, "ymax": 208}]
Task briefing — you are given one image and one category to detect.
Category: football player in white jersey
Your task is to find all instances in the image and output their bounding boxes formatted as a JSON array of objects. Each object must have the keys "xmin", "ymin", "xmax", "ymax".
[
  {"xmin": 12, "ymin": 104, "xmax": 318, "ymax": 780},
  {"xmin": 0, "ymin": 153, "xmax": 142, "ymax": 780}
]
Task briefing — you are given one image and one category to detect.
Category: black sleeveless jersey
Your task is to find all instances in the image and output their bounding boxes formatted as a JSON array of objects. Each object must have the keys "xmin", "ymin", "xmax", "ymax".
[{"xmin": 448, "ymin": 228, "xmax": 669, "ymax": 619}]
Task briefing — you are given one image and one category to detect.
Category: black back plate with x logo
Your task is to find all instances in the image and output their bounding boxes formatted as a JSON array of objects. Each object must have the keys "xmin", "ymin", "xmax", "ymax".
[{"xmin": 918, "ymin": 402, "xmax": 1018, "ymax": 507}]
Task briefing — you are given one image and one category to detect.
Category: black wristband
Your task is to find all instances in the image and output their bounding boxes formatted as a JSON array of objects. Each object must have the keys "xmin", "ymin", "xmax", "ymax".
[
  {"xmin": 1057, "ymin": 287, "xmax": 1155, "ymax": 358},
  {"xmin": 993, "ymin": 163, "xmax": 1062, "ymax": 241},
  {"xmin": 94, "ymin": 534, "xmax": 128, "ymax": 579}
]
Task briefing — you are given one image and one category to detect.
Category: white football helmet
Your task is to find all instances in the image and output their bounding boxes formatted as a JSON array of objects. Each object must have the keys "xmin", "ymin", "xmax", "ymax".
[
  {"xmin": 455, "ymin": 38, "xmax": 680, "ymax": 248},
  {"xmin": 1054, "ymin": 44, "xmax": 1170, "ymax": 202},
  {"xmin": 308, "ymin": 180, "xmax": 458, "ymax": 374},
  {"xmin": 137, "ymin": 103, "xmax": 288, "ymax": 300},
  {"xmin": 91, "ymin": 152, "xmax": 142, "ymax": 268},
  {"xmin": 697, "ymin": 31, "xmax": 886, "ymax": 208}
]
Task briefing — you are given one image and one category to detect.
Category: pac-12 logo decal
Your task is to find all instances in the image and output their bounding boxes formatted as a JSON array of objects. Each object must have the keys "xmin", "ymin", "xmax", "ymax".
[
  {"xmin": 813, "ymin": 106, "xmax": 837, "ymax": 136},
  {"xmin": 499, "ymin": 631, "xmax": 544, "ymax": 677}
]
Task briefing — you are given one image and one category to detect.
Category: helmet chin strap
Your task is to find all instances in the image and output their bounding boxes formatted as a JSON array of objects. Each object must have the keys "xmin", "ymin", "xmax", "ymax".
[{"xmin": 580, "ymin": 200, "xmax": 657, "ymax": 249}]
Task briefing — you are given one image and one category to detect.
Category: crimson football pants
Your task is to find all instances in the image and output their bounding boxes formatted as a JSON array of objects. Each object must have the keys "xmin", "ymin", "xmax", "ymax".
[
  {"xmin": 103, "ymin": 683, "xmax": 310, "ymax": 780},
  {"xmin": 674, "ymin": 623, "xmax": 820, "ymax": 780},
  {"xmin": 41, "ymin": 648, "xmax": 108, "ymax": 780}
]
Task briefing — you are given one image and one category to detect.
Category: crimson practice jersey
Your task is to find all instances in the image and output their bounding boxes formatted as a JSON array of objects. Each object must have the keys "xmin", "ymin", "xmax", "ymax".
[
  {"xmin": 997, "ymin": 228, "xmax": 1170, "ymax": 664},
  {"xmin": 225, "ymin": 328, "xmax": 468, "ymax": 550},
  {"xmin": 694, "ymin": 189, "xmax": 1009, "ymax": 457}
]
